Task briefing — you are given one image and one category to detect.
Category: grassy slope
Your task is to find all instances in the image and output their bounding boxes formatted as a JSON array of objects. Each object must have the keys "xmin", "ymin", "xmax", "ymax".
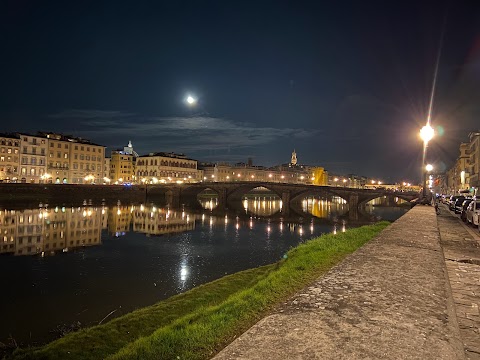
[{"xmin": 11, "ymin": 222, "xmax": 389, "ymax": 360}]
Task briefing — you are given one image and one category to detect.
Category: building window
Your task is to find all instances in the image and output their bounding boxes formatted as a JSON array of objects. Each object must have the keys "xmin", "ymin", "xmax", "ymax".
[
  {"xmin": 50, "ymin": 143, "xmax": 54, "ymax": 147},
  {"xmin": 57, "ymin": 144, "xmax": 61, "ymax": 148},
  {"xmin": 7, "ymin": 148, "xmax": 11, "ymax": 154},
  {"xmin": 64, "ymin": 153, "xmax": 68, "ymax": 159}
]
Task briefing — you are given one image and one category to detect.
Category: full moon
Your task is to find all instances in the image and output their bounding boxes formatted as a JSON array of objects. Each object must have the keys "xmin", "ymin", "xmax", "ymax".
[{"xmin": 186, "ymin": 95, "xmax": 196, "ymax": 105}]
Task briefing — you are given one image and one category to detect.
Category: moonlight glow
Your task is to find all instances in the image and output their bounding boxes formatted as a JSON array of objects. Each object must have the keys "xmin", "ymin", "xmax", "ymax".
[{"xmin": 186, "ymin": 95, "xmax": 196, "ymax": 105}]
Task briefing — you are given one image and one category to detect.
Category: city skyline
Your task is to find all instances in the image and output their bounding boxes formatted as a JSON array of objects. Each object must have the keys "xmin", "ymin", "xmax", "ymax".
[{"xmin": 2, "ymin": 1, "xmax": 480, "ymax": 182}]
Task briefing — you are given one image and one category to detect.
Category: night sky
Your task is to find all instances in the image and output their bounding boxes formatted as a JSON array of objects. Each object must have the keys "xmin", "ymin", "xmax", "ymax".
[{"xmin": 2, "ymin": 1, "xmax": 480, "ymax": 183}]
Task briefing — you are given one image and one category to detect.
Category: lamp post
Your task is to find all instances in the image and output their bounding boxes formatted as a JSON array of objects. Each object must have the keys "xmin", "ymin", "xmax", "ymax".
[{"xmin": 420, "ymin": 124, "xmax": 434, "ymax": 200}]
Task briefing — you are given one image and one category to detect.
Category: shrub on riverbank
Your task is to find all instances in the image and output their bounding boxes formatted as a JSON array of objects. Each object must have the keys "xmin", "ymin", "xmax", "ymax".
[{"xmin": 10, "ymin": 221, "xmax": 389, "ymax": 360}]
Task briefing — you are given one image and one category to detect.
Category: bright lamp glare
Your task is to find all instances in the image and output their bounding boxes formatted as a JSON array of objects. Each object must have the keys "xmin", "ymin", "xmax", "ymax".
[
  {"xmin": 425, "ymin": 164, "xmax": 433, "ymax": 172},
  {"xmin": 420, "ymin": 125, "xmax": 434, "ymax": 143}
]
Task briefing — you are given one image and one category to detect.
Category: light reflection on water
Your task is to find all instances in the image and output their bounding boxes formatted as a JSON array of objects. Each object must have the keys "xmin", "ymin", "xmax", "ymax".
[{"xmin": 0, "ymin": 199, "xmax": 408, "ymax": 346}]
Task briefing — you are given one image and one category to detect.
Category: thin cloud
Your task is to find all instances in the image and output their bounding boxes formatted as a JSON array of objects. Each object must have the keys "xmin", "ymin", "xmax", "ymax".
[{"xmin": 48, "ymin": 109, "xmax": 322, "ymax": 153}]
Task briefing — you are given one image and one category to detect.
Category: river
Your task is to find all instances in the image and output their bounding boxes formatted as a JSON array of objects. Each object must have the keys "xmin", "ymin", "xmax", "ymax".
[{"xmin": 0, "ymin": 195, "xmax": 409, "ymax": 346}]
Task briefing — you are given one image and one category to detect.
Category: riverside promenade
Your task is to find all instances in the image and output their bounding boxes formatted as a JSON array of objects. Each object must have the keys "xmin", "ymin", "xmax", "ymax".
[{"xmin": 214, "ymin": 204, "xmax": 480, "ymax": 360}]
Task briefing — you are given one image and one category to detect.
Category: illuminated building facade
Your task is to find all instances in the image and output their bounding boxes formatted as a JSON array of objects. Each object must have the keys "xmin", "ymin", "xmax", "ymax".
[
  {"xmin": 467, "ymin": 131, "xmax": 479, "ymax": 195},
  {"xmin": 135, "ymin": 152, "xmax": 202, "ymax": 184},
  {"xmin": 0, "ymin": 134, "xmax": 20, "ymax": 182},
  {"xmin": 19, "ymin": 133, "xmax": 48, "ymax": 183},
  {"xmin": 110, "ymin": 151, "xmax": 134, "ymax": 184},
  {"xmin": 0, "ymin": 132, "xmax": 106, "ymax": 184},
  {"xmin": 201, "ymin": 163, "xmax": 322, "ymax": 185}
]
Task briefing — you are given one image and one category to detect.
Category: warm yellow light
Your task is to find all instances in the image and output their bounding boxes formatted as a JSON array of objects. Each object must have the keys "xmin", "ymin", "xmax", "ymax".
[
  {"xmin": 420, "ymin": 125, "xmax": 434, "ymax": 143},
  {"xmin": 425, "ymin": 164, "xmax": 433, "ymax": 172}
]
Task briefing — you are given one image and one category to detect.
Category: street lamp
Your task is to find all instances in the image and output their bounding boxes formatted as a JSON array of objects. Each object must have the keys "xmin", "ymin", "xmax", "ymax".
[{"xmin": 420, "ymin": 124, "xmax": 435, "ymax": 200}]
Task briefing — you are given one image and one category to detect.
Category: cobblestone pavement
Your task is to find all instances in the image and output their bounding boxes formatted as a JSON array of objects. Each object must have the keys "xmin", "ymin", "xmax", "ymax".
[
  {"xmin": 213, "ymin": 206, "xmax": 465, "ymax": 360},
  {"xmin": 437, "ymin": 204, "xmax": 480, "ymax": 360}
]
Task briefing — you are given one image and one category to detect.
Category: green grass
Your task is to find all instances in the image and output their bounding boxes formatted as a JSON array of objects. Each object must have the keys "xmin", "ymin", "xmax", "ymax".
[{"xmin": 9, "ymin": 221, "xmax": 389, "ymax": 360}]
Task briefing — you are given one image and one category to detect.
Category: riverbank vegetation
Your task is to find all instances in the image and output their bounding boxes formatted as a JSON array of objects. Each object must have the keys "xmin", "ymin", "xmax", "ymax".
[{"xmin": 10, "ymin": 221, "xmax": 389, "ymax": 360}]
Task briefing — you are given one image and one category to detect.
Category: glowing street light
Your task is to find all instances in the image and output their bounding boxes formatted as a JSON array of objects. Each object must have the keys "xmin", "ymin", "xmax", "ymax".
[
  {"xmin": 425, "ymin": 164, "xmax": 434, "ymax": 172},
  {"xmin": 420, "ymin": 125, "xmax": 435, "ymax": 201},
  {"xmin": 420, "ymin": 125, "xmax": 434, "ymax": 144},
  {"xmin": 41, "ymin": 173, "xmax": 52, "ymax": 183}
]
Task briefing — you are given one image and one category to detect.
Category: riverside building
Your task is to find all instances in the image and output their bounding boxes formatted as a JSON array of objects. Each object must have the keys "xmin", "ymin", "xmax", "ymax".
[
  {"xmin": 108, "ymin": 141, "xmax": 138, "ymax": 184},
  {"xmin": 0, "ymin": 134, "xmax": 20, "ymax": 183},
  {"xmin": 135, "ymin": 152, "xmax": 202, "ymax": 184},
  {"xmin": 19, "ymin": 133, "xmax": 48, "ymax": 184},
  {"xmin": 41, "ymin": 133, "xmax": 105, "ymax": 184},
  {"xmin": 200, "ymin": 150, "xmax": 329, "ymax": 186},
  {"xmin": 0, "ymin": 132, "xmax": 106, "ymax": 184}
]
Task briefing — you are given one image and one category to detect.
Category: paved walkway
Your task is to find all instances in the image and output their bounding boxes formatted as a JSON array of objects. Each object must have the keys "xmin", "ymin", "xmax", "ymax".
[
  {"xmin": 213, "ymin": 205, "xmax": 477, "ymax": 360},
  {"xmin": 437, "ymin": 204, "xmax": 480, "ymax": 359}
]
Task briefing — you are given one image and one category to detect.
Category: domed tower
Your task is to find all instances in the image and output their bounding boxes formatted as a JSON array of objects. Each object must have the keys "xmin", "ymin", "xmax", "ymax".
[{"xmin": 291, "ymin": 149, "xmax": 297, "ymax": 166}]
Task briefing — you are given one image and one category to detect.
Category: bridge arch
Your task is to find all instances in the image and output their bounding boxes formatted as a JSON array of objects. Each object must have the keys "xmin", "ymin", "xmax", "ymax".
[
  {"xmin": 289, "ymin": 187, "xmax": 347, "ymax": 204},
  {"xmin": 180, "ymin": 184, "xmax": 220, "ymax": 209},
  {"xmin": 226, "ymin": 183, "xmax": 282, "ymax": 203}
]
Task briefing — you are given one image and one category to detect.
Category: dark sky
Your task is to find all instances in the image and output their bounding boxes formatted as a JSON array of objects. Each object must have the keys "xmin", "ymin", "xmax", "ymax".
[{"xmin": 2, "ymin": 0, "xmax": 480, "ymax": 183}]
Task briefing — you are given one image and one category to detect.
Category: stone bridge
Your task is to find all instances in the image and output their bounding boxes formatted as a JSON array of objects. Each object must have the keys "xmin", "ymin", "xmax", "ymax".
[{"xmin": 146, "ymin": 182, "xmax": 418, "ymax": 218}]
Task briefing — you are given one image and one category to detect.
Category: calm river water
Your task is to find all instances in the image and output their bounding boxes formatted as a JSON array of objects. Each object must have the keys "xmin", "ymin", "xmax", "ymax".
[{"xmin": 0, "ymin": 195, "xmax": 408, "ymax": 345}]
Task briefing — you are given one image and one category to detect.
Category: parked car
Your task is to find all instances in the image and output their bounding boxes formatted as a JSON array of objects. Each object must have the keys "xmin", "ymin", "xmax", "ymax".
[
  {"xmin": 465, "ymin": 200, "xmax": 480, "ymax": 226},
  {"xmin": 460, "ymin": 199, "xmax": 473, "ymax": 221},
  {"xmin": 454, "ymin": 197, "xmax": 467, "ymax": 213},
  {"xmin": 449, "ymin": 196, "xmax": 463, "ymax": 211}
]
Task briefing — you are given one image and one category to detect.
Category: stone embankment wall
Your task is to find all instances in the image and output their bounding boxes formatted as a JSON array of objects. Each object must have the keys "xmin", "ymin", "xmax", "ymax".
[{"xmin": 0, "ymin": 184, "xmax": 146, "ymax": 207}]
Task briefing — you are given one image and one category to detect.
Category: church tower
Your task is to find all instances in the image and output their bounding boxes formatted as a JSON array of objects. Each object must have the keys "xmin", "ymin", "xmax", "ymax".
[{"xmin": 291, "ymin": 149, "xmax": 297, "ymax": 166}]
